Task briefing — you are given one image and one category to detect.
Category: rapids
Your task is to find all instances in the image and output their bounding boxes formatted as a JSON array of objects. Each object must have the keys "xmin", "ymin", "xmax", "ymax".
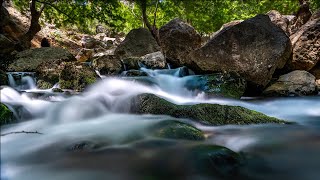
[{"xmin": 1, "ymin": 68, "xmax": 320, "ymax": 180}]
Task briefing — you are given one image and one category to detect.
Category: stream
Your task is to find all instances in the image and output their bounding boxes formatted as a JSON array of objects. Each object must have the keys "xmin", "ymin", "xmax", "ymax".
[{"xmin": 1, "ymin": 68, "xmax": 320, "ymax": 180}]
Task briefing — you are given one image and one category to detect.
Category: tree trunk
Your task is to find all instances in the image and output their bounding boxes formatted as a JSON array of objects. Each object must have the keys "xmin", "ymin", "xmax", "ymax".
[
  {"xmin": 290, "ymin": 0, "xmax": 312, "ymax": 34},
  {"xmin": 140, "ymin": 0, "xmax": 161, "ymax": 46},
  {"xmin": 19, "ymin": 0, "xmax": 45, "ymax": 49}
]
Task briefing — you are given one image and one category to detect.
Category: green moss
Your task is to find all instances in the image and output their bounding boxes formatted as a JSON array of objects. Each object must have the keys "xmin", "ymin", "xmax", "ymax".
[
  {"xmin": 59, "ymin": 62, "xmax": 97, "ymax": 91},
  {"xmin": 0, "ymin": 103, "xmax": 15, "ymax": 126},
  {"xmin": 132, "ymin": 94, "xmax": 286, "ymax": 125},
  {"xmin": 150, "ymin": 120, "xmax": 205, "ymax": 140},
  {"xmin": 37, "ymin": 80, "xmax": 54, "ymax": 89},
  {"xmin": 59, "ymin": 80, "xmax": 77, "ymax": 90}
]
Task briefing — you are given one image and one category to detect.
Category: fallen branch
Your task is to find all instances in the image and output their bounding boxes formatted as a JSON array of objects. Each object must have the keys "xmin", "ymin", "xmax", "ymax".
[{"xmin": 1, "ymin": 131, "xmax": 43, "ymax": 136}]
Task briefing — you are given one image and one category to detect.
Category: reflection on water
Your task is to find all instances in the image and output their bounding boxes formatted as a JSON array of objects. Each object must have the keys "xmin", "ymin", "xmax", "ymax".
[{"xmin": 1, "ymin": 68, "xmax": 320, "ymax": 180}]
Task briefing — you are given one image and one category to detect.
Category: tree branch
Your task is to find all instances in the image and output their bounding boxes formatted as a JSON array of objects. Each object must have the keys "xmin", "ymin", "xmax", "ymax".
[
  {"xmin": 1, "ymin": 131, "xmax": 43, "ymax": 136},
  {"xmin": 35, "ymin": 0, "xmax": 74, "ymax": 20},
  {"xmin": 153, "ymin": 0, "xmax": 159, "ymax": 27}
]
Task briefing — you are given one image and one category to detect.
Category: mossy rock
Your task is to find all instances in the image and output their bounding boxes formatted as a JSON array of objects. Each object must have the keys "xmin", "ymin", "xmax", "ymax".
[
  {"xmin": 120, "ymin": 120, "xmax": 205, "ymax": 144},
  {"xmin": 8, "ymin": 47, "xmax": 76, "ymax": 72},
  {"xmin": 185, "ymin": 73, "xmax": 247, "ymax": 99},
  {"xmin": 59, "ymin": 62, "xmax": 98, "ymax": 91},
  {"xmin": 37, "ymin": 79, "xmax": 54, "ymax": 89},
  {"xmin": 131, "ymin": 94, "xmax": 286, "ymax": 125},
  {"xmin": 149, "ymin": 120, "xmax": 205, "ymax": 140},
  {"xmin": 0, "ymin": 103, "xmax": 15, "ymax": 126}
]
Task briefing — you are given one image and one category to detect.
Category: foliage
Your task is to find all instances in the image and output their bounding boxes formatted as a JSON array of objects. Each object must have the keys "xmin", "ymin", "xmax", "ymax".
[{"xmin": 11, "ymin": 0, "xmax": 315, "ymax": 35}]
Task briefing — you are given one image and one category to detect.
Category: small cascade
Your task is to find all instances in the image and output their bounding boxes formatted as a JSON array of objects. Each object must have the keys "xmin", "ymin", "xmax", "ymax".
[
  {"xmin": 95, "ymin": 70, "xmax": 106, "ymax": 79},
  {"xmin": 166, "ymin": 63, "xmax": 171, "ymax": 69},
  {"xmin": 6, "ymin": 72, "xmax": 37, "ymax": 90}
]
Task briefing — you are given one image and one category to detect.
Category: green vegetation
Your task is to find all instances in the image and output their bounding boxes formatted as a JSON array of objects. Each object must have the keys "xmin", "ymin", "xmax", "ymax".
[
  {"xmin": 0, "ymin": 103, "xmax": 15, "ymax": 126},
  {"xmin": 11, "ymin": 0, "xmax": 319, "ymax": 35}
]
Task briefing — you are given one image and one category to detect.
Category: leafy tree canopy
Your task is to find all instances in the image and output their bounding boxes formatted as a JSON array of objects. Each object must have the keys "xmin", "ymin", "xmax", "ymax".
[{"xmin": 10, "ymin": 0, "xmax": 320, "ymax": 34}]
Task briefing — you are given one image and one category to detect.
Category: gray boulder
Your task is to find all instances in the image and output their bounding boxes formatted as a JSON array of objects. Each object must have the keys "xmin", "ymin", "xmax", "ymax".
[
  {"xmin": 159, "ymin": 18, "xmax": 201, "ymax": 67},
  {"xmin": 114, "ymin": 28, "xmax": 161, "ymax": 59},
  {"xmin": 263, "ymin": 70, "xmax": 317, "ymax": 96},
  {"xmin": 140, "ymin": 51, "xmax": 166, "ymax": 69},
  {"xmin": 186, "ymin": 14, "xmax": 292, "ymax": 89}
]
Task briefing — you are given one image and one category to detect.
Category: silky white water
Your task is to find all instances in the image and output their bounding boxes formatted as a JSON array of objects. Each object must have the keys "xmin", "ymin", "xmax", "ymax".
[{"xmin": 1, "ymin": 68, "xmax": 320, "ymax": 180}]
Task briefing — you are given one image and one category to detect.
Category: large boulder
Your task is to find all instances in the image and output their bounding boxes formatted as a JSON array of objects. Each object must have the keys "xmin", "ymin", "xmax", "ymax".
[
  {"xmin": 159, "ymin": 18, "xmax": 201, "ymax": 67},
  {"xmin": 131, "ymin": 94, "xmax": 286, "ymax": 125},
  {"xmin": 7, "ymin": 47, "xmax": 76, "ymax": 72},
  {"xmin": 263, "ymin": 70, "xmax": 317, "ymax": 96},
  {"xmin": 114, "ymin": 28, "xmax": 161, "ymax": 59},
  {"xmin": 91, "ymin": 55, "xmax": 123, "ymax": 75},
  {"xmin": 185, "ymin": 15, "xmax": 292, "ymax": 90},
  {"xmin": 289, "ymin": 11, "xmax": 320, "ymax": 71}
]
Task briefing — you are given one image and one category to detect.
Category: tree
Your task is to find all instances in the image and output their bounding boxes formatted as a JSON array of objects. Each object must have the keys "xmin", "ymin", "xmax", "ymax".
[{"xmin": 19, "ymin": 0, "xmax": 45, "ymax": 49}]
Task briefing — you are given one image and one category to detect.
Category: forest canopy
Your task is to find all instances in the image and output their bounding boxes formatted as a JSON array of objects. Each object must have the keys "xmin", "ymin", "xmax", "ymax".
[{"xmin": 11, "ymin": 0, "xmax": 320, "ymax": 34}]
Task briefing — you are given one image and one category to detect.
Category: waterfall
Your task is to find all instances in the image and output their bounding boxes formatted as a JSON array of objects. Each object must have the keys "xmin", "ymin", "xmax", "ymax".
[{"xmin": 6, "ymin": 72, "xmax": 37, "ymax": 90}]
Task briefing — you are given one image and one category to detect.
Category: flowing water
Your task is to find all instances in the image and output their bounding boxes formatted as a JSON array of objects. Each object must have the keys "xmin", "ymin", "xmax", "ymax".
[{"xmin": 1, "ymin": 68, "xmax": 320, "ymax": 180}]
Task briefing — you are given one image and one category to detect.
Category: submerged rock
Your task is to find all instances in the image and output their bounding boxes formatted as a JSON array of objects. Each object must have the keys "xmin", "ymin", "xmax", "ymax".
[
  {"xmin": 186, "ymin": 15, "xmax": 291, "ymax": 89},
  {"xmin": 0, "ymin": 103, "xmax": 15, "ymax": 126},
  {"xmin": 7, "ymin": 47, "xmax": 76, "ymax": 72},
  {"xmin": 114, "ymin": 28, "xmax": 161, "ymax": 59},
  {"xmin": 159, "ymin": 18, "xmax": 201, "ymax": 67},
  {"xmin": 263, "ymin": 70, "xmax": 317, "ymax": 96},
  {"xmin": 131, "ymin": 94, "xmax": 286, "ymax": 125},
  {"xmin": 185, "ymin": 73, "xmax": 247, "ymax": 99},
  {"xmin": 149, "ymin": 120, "xmax": 205, "ymax": 141},
  {"xmin": 132, "ymin": 142, "xmax": 243, "ymax": 179}
]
